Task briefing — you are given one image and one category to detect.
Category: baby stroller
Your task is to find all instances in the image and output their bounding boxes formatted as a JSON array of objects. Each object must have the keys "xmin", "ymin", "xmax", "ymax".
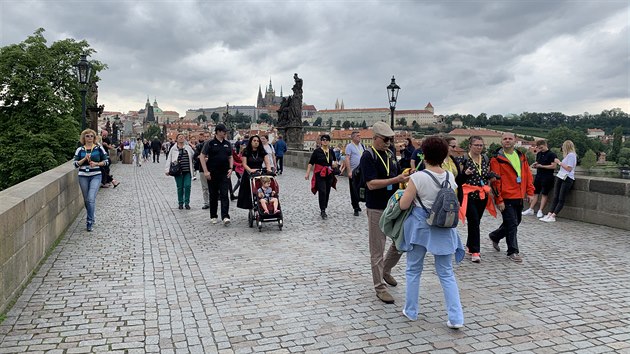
[{"xmin": 248, "ymin": 171, "xmax": 283, "ymax": 231}]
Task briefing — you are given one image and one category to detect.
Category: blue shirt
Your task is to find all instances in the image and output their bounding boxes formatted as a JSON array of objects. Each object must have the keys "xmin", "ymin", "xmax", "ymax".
[
  {"xmin": 345, "ymin": 142, "xmax": 365, "ymax": 171},
  {"xmin": 274, "ymin": 139, "xmax": 287, "ymax": 157}
]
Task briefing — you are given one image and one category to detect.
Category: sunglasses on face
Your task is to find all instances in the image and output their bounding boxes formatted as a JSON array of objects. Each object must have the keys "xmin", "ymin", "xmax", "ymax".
[
  {"xmin": 84, "ymin": 134, "xmax": 94, "ymax": 138},
  {"xmin": 321, "ymin": 139, "xmax": 330, "ymax": 142},
  {"xmin": 377, "ymin": 136, "xmax": 391, "ymax": 143}
]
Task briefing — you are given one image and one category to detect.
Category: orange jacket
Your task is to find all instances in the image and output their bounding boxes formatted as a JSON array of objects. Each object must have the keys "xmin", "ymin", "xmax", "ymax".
[{"xmin": 490, "ymin": 149, "xmax": 535, "ymax": 204}]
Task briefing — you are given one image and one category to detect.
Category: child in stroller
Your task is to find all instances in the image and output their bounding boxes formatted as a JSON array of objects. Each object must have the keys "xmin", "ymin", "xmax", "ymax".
[
  {"xmin": 257, "ymin": 177, "xmax": 280, "ymax": 215},
  {"xmin": 249, "ymin": 172, "xmax": 283, "ymax": 231}
]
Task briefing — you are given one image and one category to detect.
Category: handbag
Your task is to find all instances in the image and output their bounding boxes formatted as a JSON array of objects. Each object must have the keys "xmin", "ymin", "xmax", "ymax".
[{"xmin": 169, "ymin": 161, "xmax": 181, "ymax": 176}]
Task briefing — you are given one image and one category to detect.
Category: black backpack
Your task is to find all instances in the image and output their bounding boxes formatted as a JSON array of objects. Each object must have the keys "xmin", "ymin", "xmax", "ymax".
[{"xmin": 418, "ymin": 170, "xmax": 459, "ymax": 228}]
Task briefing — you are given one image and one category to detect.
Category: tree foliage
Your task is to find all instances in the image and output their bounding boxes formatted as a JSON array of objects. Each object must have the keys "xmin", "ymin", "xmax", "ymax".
[
  {"xmin": 0, "ymin": 28, "xmax": 106, "ymax": 191},
  {"xmin": 145, "ymin": 124, "xmax": 162, "ymax": 140},
  {"xmin": 611, "ymin": 126, "xmax": 623, "ymax": 161},
  {"xmin": 210, "ymin": 112, "xmax": 220, "ymax": 123},
  {"xmin": 617, "ymin": 148, "xmax": 630, "ymax": 167},
  {"xmin": 197, "ymin": 114, "xmax": 207, "ymax": 122},
  {"xmin": 581, "ymin": 149, "xmax": 597, "ymax": 170}
]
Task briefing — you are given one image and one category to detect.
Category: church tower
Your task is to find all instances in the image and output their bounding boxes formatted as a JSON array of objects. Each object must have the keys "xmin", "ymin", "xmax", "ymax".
[{"xmin": 257, "ymin": 85, "xmax": 264, "ymax": 108}]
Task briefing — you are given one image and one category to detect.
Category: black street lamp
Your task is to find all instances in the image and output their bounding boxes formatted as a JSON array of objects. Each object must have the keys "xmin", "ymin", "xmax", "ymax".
[
  {"xmin": 75, "ymin": 54, "xmax": 92, "ymax": 131},
  {"xmin": 387, "ymin": 76, "xmax": 400, "ymax": 130}
]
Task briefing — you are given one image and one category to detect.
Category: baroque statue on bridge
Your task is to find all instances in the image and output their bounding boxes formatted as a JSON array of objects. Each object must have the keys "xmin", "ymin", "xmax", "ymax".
[{"xmin": 276, "ymin": 73, "xmax": 304, "ymax": 150}]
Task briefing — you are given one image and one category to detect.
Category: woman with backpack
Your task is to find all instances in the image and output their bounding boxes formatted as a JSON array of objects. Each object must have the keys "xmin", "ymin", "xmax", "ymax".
[{"xmin": 397, "ymin": 136, "xmax": 465, "ymax": 329}]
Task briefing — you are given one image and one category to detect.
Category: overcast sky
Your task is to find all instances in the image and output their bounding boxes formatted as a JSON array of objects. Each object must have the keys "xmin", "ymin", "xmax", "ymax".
[{"xmin": 1, "ymin": 0, "xmax": 628, "ymax": 117}]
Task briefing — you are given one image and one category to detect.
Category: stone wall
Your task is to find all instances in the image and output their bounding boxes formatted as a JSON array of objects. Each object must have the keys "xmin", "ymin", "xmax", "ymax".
[
  {"xmin": 284, "ymin": 150, "xmax": 630, "ymax": 231},
  {"xmin": 0, "ymin": 161, "xmax": 83, "ymax": 313}
]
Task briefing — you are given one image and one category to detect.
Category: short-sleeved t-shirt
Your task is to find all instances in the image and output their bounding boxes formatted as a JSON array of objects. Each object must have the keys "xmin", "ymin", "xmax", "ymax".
[
  {"xmin": 345, "ymin": 142, "xmax": 365, "ymax": 171},
  {"xmin": 360, "ymin": 148, "xmax": 398, "ymax": 210},
  {"xmin": 535, "ymin": 150, "xmax": 558, "ymax": 178},
  {"xmin": 411, "ymin": 170, "xmax": 457, "ymax": 209},
  {"xmin": 201, "ymin": 138, "xmax": 232, "ymax": 172},
  {"xmin": 309, "ymin": 147, "xmax": 336, "ymax": 167},
  {"xmin": 243, "ymin": 148, "xmax": 267, "ymax": 171}
]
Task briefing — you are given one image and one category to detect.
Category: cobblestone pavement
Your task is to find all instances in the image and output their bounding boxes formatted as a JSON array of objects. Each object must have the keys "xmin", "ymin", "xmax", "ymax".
[{"xmin": 1, "ymin": 159, "xmax": 629, "ymax": 353}]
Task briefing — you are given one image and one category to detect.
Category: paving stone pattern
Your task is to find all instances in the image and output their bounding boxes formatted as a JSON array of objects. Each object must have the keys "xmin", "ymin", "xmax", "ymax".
[{"xmin": 1, "ymin": 159, "xmax": 629, "ymax": 353}]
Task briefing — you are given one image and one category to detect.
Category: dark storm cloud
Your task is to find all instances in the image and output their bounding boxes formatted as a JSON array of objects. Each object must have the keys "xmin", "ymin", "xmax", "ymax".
[{"xmin": 1, "ymin": 0, "xmax": 628, "ymax": 115}]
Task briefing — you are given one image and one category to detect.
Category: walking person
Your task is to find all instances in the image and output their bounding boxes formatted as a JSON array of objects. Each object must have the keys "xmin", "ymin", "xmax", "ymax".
[
  {"xmin": 151, "ymin": 137, "xmax": 162, "ymax": 163},
  {"xmin": 541, "ymin": 140, "xmax": 577, "ymax": 223},
  {"xmin": 231, "ymin": 147, "xmax": 244, "ymax": 200},
  {"xmin": 200, "ymin": 124, "xmax": 234, "ymax": 226},
  {"xmin": 73, "ymin": 129, "xmax": 110, "ymax": 232},
  {"xmin": 399, "ymin": 138, "xmax": 414, "ymax": 170},
  {"xmin": 523, "ymin": 139, "xmax": 558, "ymax": 218},
  {"xmin": 488, "ymin": 132, "xmax": 535, "ymax": 263},
  {"xmin": 261, "ymin": 134, "xmax": 276, "ymax": 172},
  {"xmin": 165, "ymin": 133, "xmax": 195, "ymax": 210},
  {"xmin": 344, "ymin": 131, "xmax": 366, "ymax": 216},
  {"xmin": 195, "ymin": 132, "xmax": 211, "ymax": 209},
  {"xmin": 143, "ymin": 139, "xmax": 151, "ymax": 162},
  {"xmin": 305, "ymin": 134, "xmax": 338, "ymax": 219},
  {"xmin": 133, "ymin": 137, "xmax": 143, "ymax": 167},
  {"xmin": 459, "ymin": 136, "xmax": 496, "ymax": 263},
  {"xmin": 397, "ymin": 136, "xmax": 465, "ymax": 328},
  {"xmin": 360, "ymin": 122, "xmax": 408, "ymax": 304},
  {"xmin": 237, "ymin": 135, "xmax": 273, "ymax": 211},
  {"xmin": 274, "ymin": 135, "xmax": 287, "ymax": 174}
]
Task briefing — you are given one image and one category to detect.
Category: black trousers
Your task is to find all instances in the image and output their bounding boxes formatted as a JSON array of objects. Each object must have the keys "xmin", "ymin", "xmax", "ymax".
[
  {"xmin": 276, "ymin": 156, "xmax": 284, "ymax": 173},
  {"xmin": 208, "ymin": 173, "xmax": 230, "ymax": 219},
  {"xmin": 348, "ymin": 176, "xmax": 360, "ymax": 211},
  {"xmin": 465, "ymin": 197, "xmax": 487, "ymax": 254},
  {"xmin": 152, "ymin": 150, "xmax": 160, "ymax": 163},
  {"xmin": 489, "ymin": 199, "xmax": 523, "ymax": 256},
  {"xmin": 315, "ymin": 173, "xmax": 333, "ymax": 211},
  {"xmin": 550, "ymin": 177, "xmax": 574, "ymax": 215}
]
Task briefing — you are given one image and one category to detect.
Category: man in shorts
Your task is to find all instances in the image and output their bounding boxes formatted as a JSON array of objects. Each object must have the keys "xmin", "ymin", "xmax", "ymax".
[{"xmin": 522, "ymin": 140, "xmax": 557, "ymax": 218}]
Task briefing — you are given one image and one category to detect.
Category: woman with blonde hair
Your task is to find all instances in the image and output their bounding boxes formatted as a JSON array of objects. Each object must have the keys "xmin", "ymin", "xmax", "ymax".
[
  {"xmin": 541, "ymin": 140, "xmax": 577, "ymax": 222},
  {"xmin": 73, "ymin": 129, "xmax": 110, "ymax": 232}
]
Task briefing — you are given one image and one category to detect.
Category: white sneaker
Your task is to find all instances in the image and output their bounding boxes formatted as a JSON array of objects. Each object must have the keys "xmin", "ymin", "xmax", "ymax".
[
  {"xmin": 542, "ymin": 215, "xmax": 556, "ymax": 222},
  {"xmin": 536, "ymin": 210, "xmax": 544, "ymax": 218},
  {"xmin": 522, "ymin": 208, "xmax": 534, "ymax": 216},
  {"xmin": 539, "ymin": 214, "xmax": 550, "ymax": 221},
  {"xmin": 446, "ymin": 320, "xmax": 463, "ymax": 329},
  {"xmin": 223, "ymin": 218, "xmax": 231, "ymax": 226},
  {"xmin": 211, "ymin": 218, "xmax": 218, "ymax": 224}
]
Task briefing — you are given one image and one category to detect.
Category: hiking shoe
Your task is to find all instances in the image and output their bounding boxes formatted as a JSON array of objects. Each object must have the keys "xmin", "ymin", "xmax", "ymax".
[
  {"xmin": 376, "ymin": 291, "xmax": 395, "ymax": 304},
  {"xmin": 536, "ymin": 210, "xmax": 544, "ymax": 218},
  {"xmin": 211, "ymin": 218, "xmax": 218, "ymax": 224},
  {"xmin": 446, "ymin": 320, "xmax": 463, "ymax": 329},
  {"xmin": 471, "ymin": 253, "xmax": 481, "ymax": 263},
  {"xmin": 522, "ymin": 208, "xmax": 534, "ymax": 216},
  {"xmin": 223, "ymin": 218, "xmax": 231, "ymax": 226},
  {"xmin": 508, "ymin": 253, "xmax": 523, "ymax": 263},
  {"xmin": 489, "ymin": 235, "xmax": 500, "ymax": 252},
  {"xmin": 321, "ymin": 210, "xmax": 328, "ymax": 219},
  {"xmin": 383, "ymin": 274, "xmax": 398, "ymax": 287},
  {"xmin": 542, "ymin": 215, "xmax": 556, "ymax": 222}
]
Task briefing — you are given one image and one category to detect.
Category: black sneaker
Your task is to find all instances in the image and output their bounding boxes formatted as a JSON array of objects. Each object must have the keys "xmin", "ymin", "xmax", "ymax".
[
  {"xmin": 489, "ymin": 234, "xmax": 500, "ymax": 252},
  {"xmin": 185, "ymin": 205, "xmax": 191, "ymax": 210},
  {"xmin": 179, "ymin": 205, "xmax": 183, "ymax": 210},
  {"xmin": 202, "ymin": 205, "xmax": 210, "ymax": 210},
  {"xmin": 321, "ymin": 210, "xmax": 328, "ymax": 219},
  {"xmin": 354, "ymin": 209, "xmax": 360, "ymax": 216}
]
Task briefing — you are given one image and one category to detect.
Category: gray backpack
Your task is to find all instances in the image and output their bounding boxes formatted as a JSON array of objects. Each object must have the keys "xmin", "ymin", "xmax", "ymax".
[{"xmin": 418, "ymin": 170, "xmax": 459, "ymax": 228}]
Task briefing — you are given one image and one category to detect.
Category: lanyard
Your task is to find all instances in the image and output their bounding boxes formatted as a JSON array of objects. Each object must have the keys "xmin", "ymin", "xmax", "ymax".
[
  {"xmin": 323, "ymin": 147, "xmax": 330, "ymax": 164},
  {"xmin": 371, "ymin": 146, "xmax": 390, "ymax": 176},
  {"xmin": 353, "ymin": 142, "xmax": 363, "ymax": 154},
  {"xmin": 469, "ymin": 153, "xmax": 482, "ymax": 176}
]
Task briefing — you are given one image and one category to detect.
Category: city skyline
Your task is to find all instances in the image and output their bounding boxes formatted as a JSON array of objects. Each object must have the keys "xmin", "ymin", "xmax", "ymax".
[{"xmin": 1, "ymin": 1, "xmax": 628, "ymax": 117}]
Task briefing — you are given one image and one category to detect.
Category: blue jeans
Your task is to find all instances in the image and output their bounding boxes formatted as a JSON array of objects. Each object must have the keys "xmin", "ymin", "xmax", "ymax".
[
  {"xmin": 404, "ymin": 245, "xmax": 463, "ymax": 325},
  {"xmin": 78, "ymin": 174, "xmax": 102, "ymax": 226}
]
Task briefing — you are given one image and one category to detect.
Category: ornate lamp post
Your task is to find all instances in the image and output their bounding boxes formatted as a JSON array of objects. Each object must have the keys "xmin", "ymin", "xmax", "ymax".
[
  {"xmin": 75, "ymin": 54, "xmax": 92, "ymax": 131},
  {"xmin": 387, "ymin": 76, "xmax": 400, "ymax": 130}
]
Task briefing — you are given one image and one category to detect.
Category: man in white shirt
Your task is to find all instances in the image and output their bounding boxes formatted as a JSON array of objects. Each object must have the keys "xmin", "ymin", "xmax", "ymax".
[{"xmin": 344, "ymin": 131, "xmax": 365, "ymax": 216}]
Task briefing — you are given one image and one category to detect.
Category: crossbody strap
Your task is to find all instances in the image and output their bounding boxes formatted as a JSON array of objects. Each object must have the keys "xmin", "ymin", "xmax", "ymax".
[{"xmin": 417, "ymin": 170, "xmax": 451, "ymax": 213}]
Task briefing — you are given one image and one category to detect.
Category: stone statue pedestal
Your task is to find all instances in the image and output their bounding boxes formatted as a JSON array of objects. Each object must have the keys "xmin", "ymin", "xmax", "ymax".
[{"xmin": 281, "ymin": 126, "xmax": 304, "ymax": 150}]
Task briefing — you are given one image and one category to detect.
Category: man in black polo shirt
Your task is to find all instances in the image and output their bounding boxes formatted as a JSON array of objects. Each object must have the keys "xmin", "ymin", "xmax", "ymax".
[
  {"xmin": 522, "ymin": 139, "xmax": 557, "ymax": 218},
  {"xmin": 200, "ymin": 124, "xmax": 234, "ymax": 226},
  {"xmin": 360, "ymin": 122, "xmax": 409, "ymax": 304}
]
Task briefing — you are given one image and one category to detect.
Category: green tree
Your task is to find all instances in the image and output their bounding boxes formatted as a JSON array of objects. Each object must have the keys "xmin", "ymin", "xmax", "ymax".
[
  {"xmin": 313, "ymin": 117, "xmax": 323, "ymax": 127},
  {"xmin": 617, "ymin": 147, "xmax": 630, "ymax": 167},
  {"xmin": 546, "ymin": 126, "xmax": 588, "ymax": 158},
  {"xmin": 302, "ymin": 120, "xmax": 310, "ymax": 126},
  {"xmin": 335, "ymin": 120, "xmax": 341, "ymax": 128},
  {"xmin": 210, "ymin": 112, "xmax": 220, "ymax": 123},
  {"xmin": 581, "ymin": 149, "xmax": 597, "ymax": 170},
  {"xmin": 342, "ymin": 120, "xmax": 351, "ymax": 129},
  {"xmin": 145, "ymin": 125, "xmax": 161, "ymax": 140},
  {"xmin": 459, "ymin": 139, "xmax": 470, "ymax": 151},
  {"xmin": 411, "ymin": 120, "xmax": 420, "ymax": 131},
  {"xmin": 397, "ymin": 117, "xmax": 407, "ymax": 127},
  {"xmin": 361, "ymin": 120, "xmax": 367, "ymax": 129},
  {"xmin": 197, "ymin": 114, "xmax": 207, "ymax": 122},
  {"xmin": 485, "ymin": 142, "xmax": 502, "ymax": 159},
  {"xmin": 326, "ymin": 117, "xmax": 333, "ymax": 129},
  {"xmin": 611, "ymin": 126, "xmax": 623, "ymax": 161},
  {"xmin": 0, "ymin": 28, "xmax": 106, "ymax": 191}
]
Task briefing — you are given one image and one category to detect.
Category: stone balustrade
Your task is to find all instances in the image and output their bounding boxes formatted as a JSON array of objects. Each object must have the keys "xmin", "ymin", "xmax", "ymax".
[{"xmin": 0, "ymin": 162, "xmax": 83, "ymax": 313}]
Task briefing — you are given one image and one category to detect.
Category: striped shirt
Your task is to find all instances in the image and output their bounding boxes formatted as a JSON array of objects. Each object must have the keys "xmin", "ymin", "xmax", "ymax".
[
  {"xmin": 178, "ymin": 148, "xmax": 191, "ymax": 173},
  {"xmin": 73, "ymin": 145, "xmax": 109, "ymax": 177}
]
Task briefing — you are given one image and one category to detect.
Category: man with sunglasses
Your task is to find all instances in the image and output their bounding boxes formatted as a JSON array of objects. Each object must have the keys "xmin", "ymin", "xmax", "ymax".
[{"xmin": 360, "ymin": 122, "xmax": 409, "ymax": 304}]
